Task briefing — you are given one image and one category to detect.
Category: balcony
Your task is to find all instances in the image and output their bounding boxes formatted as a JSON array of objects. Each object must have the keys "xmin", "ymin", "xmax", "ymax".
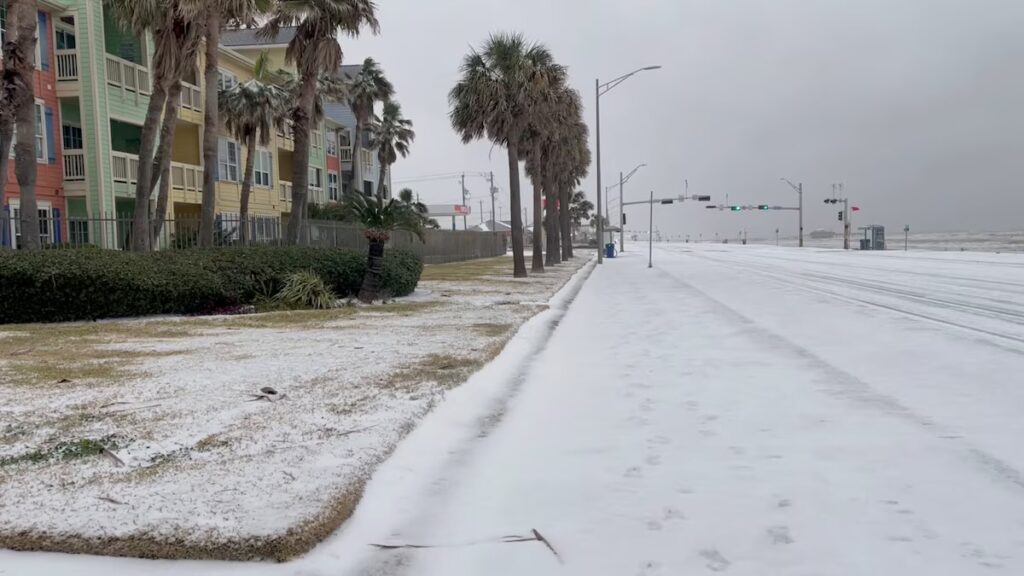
[
  {"xmin": 279, "ymin": 181, "xmax": 292, "ymax": 202},
  {"xmin": 170, "ymin": 162, "xmax": 202, "ymax": 192},
  {"xmin": 56, "ymin": 49, "xmax": 79, "ymax": 81},
  {"xmin": 339, "ymin": 147, "xmax": 353, "ymax": 162},
  {"xmin": 360, "ymin": 149, "xmax": 374, "ymax": 166},
  {"xmin": 106, "ymin": 54, "xmax": 151, "ymax": 96},
  {"xmin": 63, "ymin": 149, "xmax": 86, "ymax": 181},
  {"xmin": 111, "ymin": 151, "xmax": 140, "ymax": 184},
  {"xmin": 180, "ymin": 82, "xmax": 202, "ymax": 112}
]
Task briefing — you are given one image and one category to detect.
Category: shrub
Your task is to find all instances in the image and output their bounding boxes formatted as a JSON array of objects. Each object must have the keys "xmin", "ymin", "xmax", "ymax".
[
  {"xmin": 381, "ymin": 249, "xmax": 424, "ymax": 298},
  {"xmin": 274, "ymin": 271, "xmax": 337, "ymax": 310},
  {"xmin": 0, "ymin": 246, "xmax": 423, "ymax": 324}
]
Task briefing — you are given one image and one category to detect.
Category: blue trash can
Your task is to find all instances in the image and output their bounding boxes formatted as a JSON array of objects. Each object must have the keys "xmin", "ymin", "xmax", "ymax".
[{"xmin": 605, "ymin": 243, "xmax": 616, "ymax": 259}]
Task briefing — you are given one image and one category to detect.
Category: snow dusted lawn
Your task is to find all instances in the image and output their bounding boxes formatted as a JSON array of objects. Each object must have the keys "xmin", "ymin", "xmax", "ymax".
[{"xmin": 0, "ymin": 255, "xmax": 589, "ymax": 561}]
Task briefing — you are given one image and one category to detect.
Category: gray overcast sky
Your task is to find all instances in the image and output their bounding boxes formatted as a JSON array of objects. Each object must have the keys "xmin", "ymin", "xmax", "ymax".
[{"xmin": 343, "ymin": 0, "xmax": 1024, "ymax": 237}]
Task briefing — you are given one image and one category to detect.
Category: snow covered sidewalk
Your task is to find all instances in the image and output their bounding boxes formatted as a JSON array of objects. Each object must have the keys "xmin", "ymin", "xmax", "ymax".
[{"xmin": 353, "ymin": 245, "xmax": 1024, "ymax": 575}]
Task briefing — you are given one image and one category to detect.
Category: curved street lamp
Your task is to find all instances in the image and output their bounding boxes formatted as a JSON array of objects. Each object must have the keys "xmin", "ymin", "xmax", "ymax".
[{"xmin": 595, "ymin": 66, "xmax": 661, "ymax": 263}]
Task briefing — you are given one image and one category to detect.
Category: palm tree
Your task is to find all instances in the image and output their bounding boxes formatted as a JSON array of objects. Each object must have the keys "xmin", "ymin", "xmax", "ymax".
[
  {"xmin": 339, "ymin": 191, "xmax": 425, "ymax": 302},
  {"xmin": 219, "ymin": 51, "xmax": 289, "ymax": 243},
  {"xmin": 261, "ymin": 0, "xmax": 380, "ymax": 245},
  {"xmin": 197, "ymin": 0, "xmax": 266, "ymax": 248},
  {"xmin": 561, "ymin": 123, "xmax": 590, "ymax": 259},
  {"xmin": 398, "ymin": 186, "xmax": 439, "ymax": 228},
  {"xmin": 369, "ymin": 100, "xmax": 413, "ymax": 200},
  {"xmin": 449, "ymin": 33, "xmax": 564, "ymax": 278},
  {"xmin": 569, "ymin": 190, "xmax": 594, "ymax": 242},
  {"xmin": 105, "ymin": 0, "xmax": 203, "ymax": 251},
  {"xmin": 4, "ymin": 0, "xmax": 40, "ymax": 249},
  {"xmin": 348, "ymin": 57, "xmax": 394, "ymax": 199}
]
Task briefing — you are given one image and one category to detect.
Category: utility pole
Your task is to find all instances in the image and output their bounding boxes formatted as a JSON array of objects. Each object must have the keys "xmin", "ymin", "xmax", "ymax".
[
  {"xmin": 460, "ymin": 173, "xmax": 467, "ymax": 230},
  {"xmin": 479, "ymin": 200, "xmax": 484, "ymax": 225},
  {"xmin": 780, "ymin": 178, "xmax": 804, "ymax": 247},
  {"xmin": 904, "ymin": 224, "xmax": 910, "ymax": 251},
  {"xmin": 776, "ymin": 228, "xmax": 780, "ymax": 246},
  {"xmin": 489, "ymin": 171, "xmax": 496, "ymax": 232},
  {"xmin": 594, "ymin": 78, "xmax": 604, "ymax": 264}
]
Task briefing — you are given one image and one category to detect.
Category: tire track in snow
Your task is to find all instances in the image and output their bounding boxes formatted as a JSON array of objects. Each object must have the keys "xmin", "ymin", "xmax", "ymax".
[
  {"xmin": 687, "ymin": 252, "xmax": 1024, "ymax": 353},
  {"xmin": 653, "ymin": 262, "xmax": 1024, "ymax": 493}
]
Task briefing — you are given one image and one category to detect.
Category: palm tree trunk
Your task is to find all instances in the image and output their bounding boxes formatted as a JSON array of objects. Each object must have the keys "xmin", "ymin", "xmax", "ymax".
[
  {"xmin": 130, "ymin": 76, "xmax": 168, "ymax": 252},
  {"xmin": 560, "ymin": 181, "xmax": 573, "ymax": 259},
  {"xmin": 149, "ymin": 82, "xmax": 183, "ymax": 247},
  {"xmin": 198, "ymin": 9, "xmax": 221, "ymax": 248},
  {"xmin": 353, "ymin": 116, "xmax": 364, "ymax": 196},
  {"xmin": 544, "ymin": 171, "xmax": 560, "ymax": 266},
  {"xmin": 239, "ymin": 132, "xmax": 257, "ymax": 244},
  {"xmin": 0, "ymin": 126, "xmax": 13, "ymax": 202},
  {"xmin": 531, "ymin": 146, "xmax": 544, "ymax": 272},
  {"xmin": 12, "ymin": 0, "xmax": 39, "ymax": 250},
  {"xmin": 378, "ymin": 160, "xmax": 387, "ymax": 201},
  {"xmin": 287, "ymin": 71, "xmax": 316, "ymax": 245},
  {"xmin": 507, "ymin": 142, "xmax": 527, "ymax": 278},
  {"xmin": 358, "ymin": 238, "xmax": 385, "ymax": 302}
]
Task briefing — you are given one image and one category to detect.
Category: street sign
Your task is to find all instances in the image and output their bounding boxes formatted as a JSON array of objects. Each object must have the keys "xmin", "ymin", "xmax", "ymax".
[{"xmin": 425, "ymin": 204, "xmax": 471, "ymax": 217}]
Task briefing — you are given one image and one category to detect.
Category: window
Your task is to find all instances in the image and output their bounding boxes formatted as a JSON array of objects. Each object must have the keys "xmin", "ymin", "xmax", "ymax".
[
  {"xmin": 34, "ymin": 102, "xmax": 45, "ymax": 161},
  {"xmin": 363, "ymin": 180, "xmax": 374, "ymax": 197},
  {"xmin": 56, "ymin": 26, "xmax": 76, "ymax": 50},
  {"xmin": 217, "ymin": 69, "xmax": 238, "ymax": 91},
  {"xmin": 326, "ymin": 129, "xmax": 338, "ymax": 156},
  {"xmin": 328, "ymin": 171, "xmax": 339, "ymax": 201},
  {"xmin": 253, "ymin": 149, "xmax": 272, "ymax": 188},
  {"xmin": 309, "ymin": 167, "xmax": 322, "ymax": 189},
  {"xmin": 8, "ymin": 204, "xmax": 53, "ymax": 248},
  {"xmin": 218, "ymin": 138, "xmax": 239, "ymax": 181},
  {"xmin": 311, "ymin": 129, "xmax": 323, "ymax": 150},
  {"xmin": 338, "ymin": 130, "xmax": 351, "ymax": 148},
  {"xmin": 63, "ymin": 125, "xmax": 83, "ymax": 149}
]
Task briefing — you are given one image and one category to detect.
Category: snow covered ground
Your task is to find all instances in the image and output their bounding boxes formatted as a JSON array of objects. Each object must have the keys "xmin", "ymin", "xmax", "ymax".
[
  {"xmin": 0, "ymin": 256, "xmax": 588, "ymax": 561},
  {"xmin": 4, "ymin": 244, "xmax": 1024, "ymax": 575}
]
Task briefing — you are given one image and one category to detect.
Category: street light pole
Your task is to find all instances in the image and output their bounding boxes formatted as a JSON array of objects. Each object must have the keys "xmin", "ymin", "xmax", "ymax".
[
  {"xmin": 619, "ymin": 171, "xmax": 624, "ymax": 253},
  {"xmin": 648, "ymin": 190, "xmax": 654, "ymax": 268},
  {"xmin": 781, "ymin": 177, "xmax": 804, "ymax": 247},
  {"xmin": 594, "ymin": 78, "xmax": 603, "ymax": 264},
  {"xmin": 594, "ymin": 67, "xmax": 661, "ymax": 264}
]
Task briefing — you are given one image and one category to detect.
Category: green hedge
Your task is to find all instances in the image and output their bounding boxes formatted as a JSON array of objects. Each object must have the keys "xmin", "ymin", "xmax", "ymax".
[{"xmin": 0, "ymin": 246, "xmax": 423, "ymax": 324}]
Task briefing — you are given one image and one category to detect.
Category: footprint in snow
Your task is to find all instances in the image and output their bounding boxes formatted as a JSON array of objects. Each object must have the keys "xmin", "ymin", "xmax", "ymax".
[
  {"xmin": 699, "ymin": 549, "xmax": 731, "ymax": 572},
  {"xmin": 766, "ymin": 525, "xmax": 794, "ymax": 545}
]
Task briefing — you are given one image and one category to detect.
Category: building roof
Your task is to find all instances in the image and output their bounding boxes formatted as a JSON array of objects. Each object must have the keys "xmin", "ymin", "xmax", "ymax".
[
  {"xmin": 471, "ymin": 220, "xmax": 514, "ymax": 232},
  {"xmin": 221, "ymin": 27, "xmax": 297, "ymax": 48}
]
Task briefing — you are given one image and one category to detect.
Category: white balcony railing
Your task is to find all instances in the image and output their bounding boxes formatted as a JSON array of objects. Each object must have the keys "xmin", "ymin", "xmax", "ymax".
[
  {"xmin": 310, "ymin": 186, "xmax": 325, "ymax": 206},
  {"xmin": 105, "ymin": 54, "xmax": 151, "ymax": 95},
  {"xmin": 170, "ymin": 162, "xmax": 202, "ymax": 193},
  {"xmin": 112, "ymin": 152, "xmax": 140, "ymax": 184},
  {"xmin": 180, "ymin": 82, "xmax": 202, "ymax": 111},
  {"xmin": 56, "ymin": 49, "xmax": 78, "ymax": 80},
  {"xmin": 63, "ymin": 149, "xmax": 86, "ymax": 181},
  {"xmin": 279, "ymin": 181, "xmax": 292, "ymax": 202},
  {"xmin": 360, "ymin": 149, "xmax": 374, "ymax": 166},
  {"xmin": 339, "ymin": 147, "xmax": 353, "ymax": 162}
]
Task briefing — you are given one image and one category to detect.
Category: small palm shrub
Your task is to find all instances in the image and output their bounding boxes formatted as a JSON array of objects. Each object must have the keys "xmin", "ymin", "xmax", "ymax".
[{"xmin": 274, "ymin": 271, "xmax": 337, "ymax": 310}]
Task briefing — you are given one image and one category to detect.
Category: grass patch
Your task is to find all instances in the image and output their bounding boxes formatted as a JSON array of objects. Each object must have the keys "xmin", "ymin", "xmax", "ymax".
[
  {"xmin": 0, "ymin": 435, "xmax": 123, "ymax": 468},
  {"xmin": 420, "ymin": 256, "xmax": 516, "ymax": 282},
  {"xmin": 472, "ymin": 323, "xmax": 514, "ymax": 338}
]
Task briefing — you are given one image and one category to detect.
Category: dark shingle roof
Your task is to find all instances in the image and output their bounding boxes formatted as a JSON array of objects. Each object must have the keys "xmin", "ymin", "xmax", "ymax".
[{"xmin": 221, "ymin": 27, "xmax": 297, "ymax": 47}]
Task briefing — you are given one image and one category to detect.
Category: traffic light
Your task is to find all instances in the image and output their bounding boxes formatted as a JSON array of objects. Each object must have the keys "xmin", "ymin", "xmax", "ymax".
[
  {"xmin": 696, "ymin": 195, "xmax": 712, "ymax": 202},
  {"xmin": 730, "ymin": 205, "xmax": 742, "ymax": 211},
  {"xmin": 757, "ymin": 205, "xmax": 770, "ymax": 211},
  {"xmin": 705, "ymin": 205, "xmax": 718, "ymax": 209},
  {"xmin": 660, "ymin": 199, "xmax": 674, "ymax": 205},
  {"xmin": 621, "ymin": 213, "xmax": 626, "ymax": 225},
  {"xmin": 825, "ymin": 198, "xmax": 839, "ymax": 205},
  {"xmin": 838, "ymin": 211, "xmax": 844, "ymax": 221}
]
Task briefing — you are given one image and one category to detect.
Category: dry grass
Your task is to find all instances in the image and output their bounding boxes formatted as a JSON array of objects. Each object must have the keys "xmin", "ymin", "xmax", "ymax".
[
  {"xmin": 420, "ymin": 256, "xmax": 517, "ymax": 282},
  {"xmin": 0, "ymin": 324, "xmax": 196, "ymax": 388}
]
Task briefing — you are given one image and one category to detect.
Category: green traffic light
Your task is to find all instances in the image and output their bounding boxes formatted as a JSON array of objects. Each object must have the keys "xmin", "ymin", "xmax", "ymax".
[{"xmin": 758, "ymin": 205, "xmax": 770, "ymax": 210}]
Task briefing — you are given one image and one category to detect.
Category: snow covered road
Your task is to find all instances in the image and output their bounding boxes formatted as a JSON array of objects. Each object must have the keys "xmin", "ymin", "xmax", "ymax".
[{"xmin": 363, "ymin": 245, "xmax": 1024, "ymax": 575}]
